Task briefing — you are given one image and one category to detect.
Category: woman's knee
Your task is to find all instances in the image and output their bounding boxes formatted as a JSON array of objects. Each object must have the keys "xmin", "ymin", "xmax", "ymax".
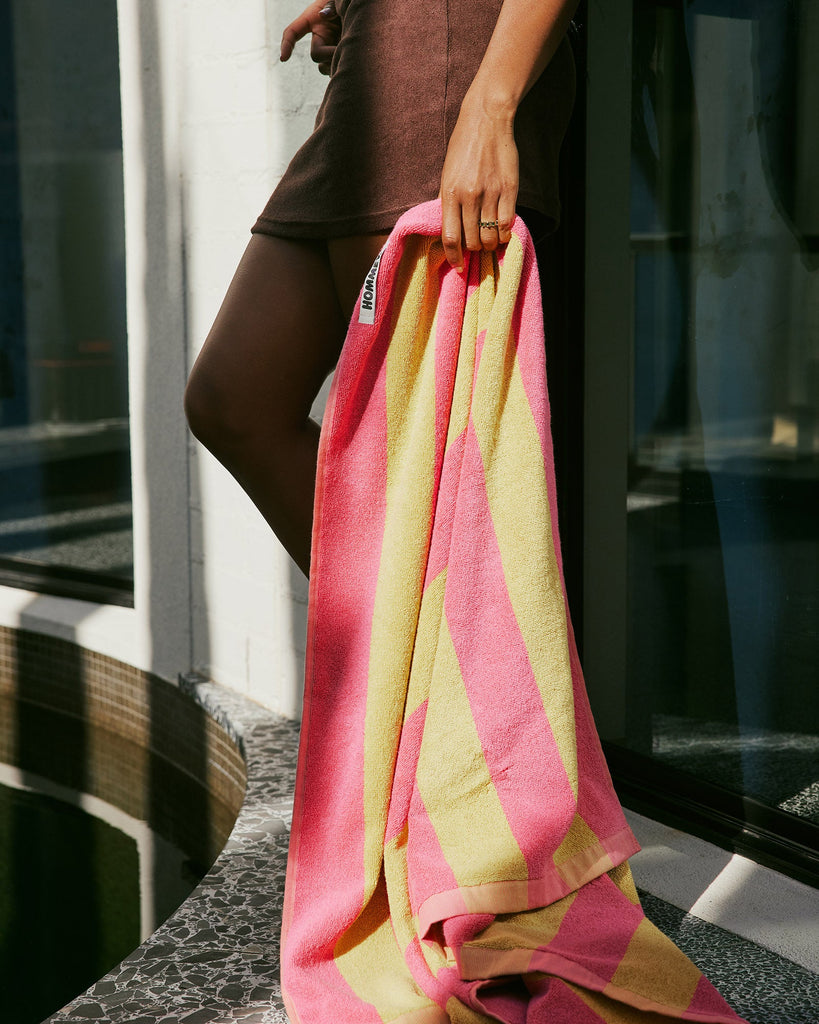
[
  {"xmin": 184, "ymin": 233, "xmax": 347, "ymax": 454},
  {"xmin": 183, "ymin": 338, "xmax": 262, "ymax": 457},
  {"xmin": 184, "ymin": 325, "xmax": 322, "ymax": 457},
  {"xmin": 183, "ymin": 358, "xmax": 221, "ymax": 450}
]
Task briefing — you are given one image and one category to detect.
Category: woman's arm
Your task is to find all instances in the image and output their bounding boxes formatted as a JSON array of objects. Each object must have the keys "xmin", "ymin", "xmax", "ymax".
[{"xmin": 440, "ymin": 0, "xmax": 579, "ymax": 269}]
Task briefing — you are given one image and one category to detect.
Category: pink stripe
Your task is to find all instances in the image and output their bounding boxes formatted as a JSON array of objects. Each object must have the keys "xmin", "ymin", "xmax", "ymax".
[
  {"xmin": 471, "ymin": 982, "xmax": 529, "ymax": 1024},
  {"xmin": 386, "ymin": 700, "xmax": 428, "ymax": 843},
  {"xmin": 422, "ymin": 257, "xmax": 470, "ymax": 590},
  {"xmin": 282, "ymin": 958, "xmax": 383, "ymax": 1024},
  {"xmin": 283, "ymin": 248, "xmax": 396, "ymax": 1013},
  {"xmin": 525, "ymin": 978, "xmax": 608, "ymax": 1023},
  {"xmin": 545, "ymin": 873, "xmax": 644, "ymax": 984},
  {"xmin": 421, "ymin": 259, "xmax": 470, "ymax": 590},
  {"xmin": 407, "ymin": 786, "xmax": 464, "ymax": 923},
  {"xmin": 433, "ymin": 259, "xmax": 465, "ymax": 452},
  {"xmin": 441, "ymin": 912, "xmax": 495, "ymax": 952},
  {"xmin": 506, "ymin": 234, "xmax": 551, "ymax": 488},
  {"xmin": 423, "ymin": 429, "xmax": 466, "ymax": 589},
  {"xmin": 572, "ymin": 652, "xmax": 633, "ymax": 844},
  {"xmin": 443, "ymin": 423, "xmax": 576, "ymax": 871},
  {"xmin": 401, "ymin": 936, "xmax": 454, "ymax": 1010}
]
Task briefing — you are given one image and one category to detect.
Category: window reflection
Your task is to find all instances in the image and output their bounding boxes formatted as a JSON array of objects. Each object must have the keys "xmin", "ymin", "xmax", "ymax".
[
  {"xmin": 0, "ymin": 0, "xmax": 132, "ymax": 594},
  {"xmin": 626, "ymin": 1, "xmax": 819, "ymax": 822}
]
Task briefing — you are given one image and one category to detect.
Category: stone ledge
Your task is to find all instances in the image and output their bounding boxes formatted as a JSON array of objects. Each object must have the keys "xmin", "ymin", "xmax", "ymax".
[{"xmin": 45, "ymin": 673, "xmax": 299, "ymax": 1024}]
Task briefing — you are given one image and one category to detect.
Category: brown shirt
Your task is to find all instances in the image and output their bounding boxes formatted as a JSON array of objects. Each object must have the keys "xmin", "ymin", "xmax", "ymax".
[{"xmin": 253, "ymin": 0, "xmax": 576, "ymax": 239}]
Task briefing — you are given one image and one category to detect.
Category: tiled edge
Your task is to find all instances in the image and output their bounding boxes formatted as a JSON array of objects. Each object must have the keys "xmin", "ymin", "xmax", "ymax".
[
  {"xmin": 45, "ymin": 673, "xmax": 300, "ymax": 1024},
  {"xmin": 1, "ymin": 627, "xmax": 248, "ymax": 866}
]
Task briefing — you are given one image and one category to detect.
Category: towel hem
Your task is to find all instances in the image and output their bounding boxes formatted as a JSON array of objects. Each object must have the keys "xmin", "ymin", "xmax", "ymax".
[{"xmin": 416, "ymin": 826, "xmax": 641, "ymax": 939}]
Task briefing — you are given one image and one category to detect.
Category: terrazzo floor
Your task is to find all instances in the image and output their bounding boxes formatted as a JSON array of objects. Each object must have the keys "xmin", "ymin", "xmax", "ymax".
[{"xmin": 44, "ymin": 676, "xmax": 819, "ymax": 1024}]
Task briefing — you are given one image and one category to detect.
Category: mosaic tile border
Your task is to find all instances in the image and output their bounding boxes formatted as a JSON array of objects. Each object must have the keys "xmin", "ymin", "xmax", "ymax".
[
  {"xmin": 43, "ymin": 672, "xmax": 298, "ymax": 1024},
  {"xmin": 0, "ymin": 627, "xmax": 247, "ymax": 865}
]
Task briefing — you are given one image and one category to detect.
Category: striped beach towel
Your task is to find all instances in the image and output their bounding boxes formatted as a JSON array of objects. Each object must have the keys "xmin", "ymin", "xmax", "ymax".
[{"xmin": 281, "ymin": 200, "xmax": 747, "ymax": 1024}]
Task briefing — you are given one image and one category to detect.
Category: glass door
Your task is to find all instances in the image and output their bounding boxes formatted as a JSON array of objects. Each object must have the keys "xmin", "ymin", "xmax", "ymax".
[{"xmin": 582, "ymin": 0, "xmax": 819, "ymax": 878}]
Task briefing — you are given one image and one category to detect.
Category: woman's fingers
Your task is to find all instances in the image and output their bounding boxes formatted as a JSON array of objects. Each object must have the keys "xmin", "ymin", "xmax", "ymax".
[
  {"xmin": 310, "ymin": 6, "xmax": 341, "ymax": 70},
  {"xmin": 281, "ymin": 1, "xmax": 340, "ymax": 65},
  {"xmin": 442, "ymin": 189, "xmax": 519, "ymax": 270},
  {"xmin": 310, "ymin": 36, "xmax": 337, "ymax": 72},
  {"xmin": 442, "ymin": 195, "xmax": 512, "ymax": 270},
  {"xmin": 479, "ymin": 208, "xmax": 502, "ymax": 252},
  {"xmin": 461, "ymin": 192, "xmax": 483, "ymax": 255},
  {"xmin": 497, "ymin": 188, "xmax": 516, "ymax": 245},
  {"xmin": 438, "ymin": 99, "xmax": 519, "ymax": 269},
  {"xmin": 280, "ymin": 14, "xmax": 310, "ymax": 61},
  {"xmin": 440, "ymin": 192, "xmax": 465, "ymax": 272}
]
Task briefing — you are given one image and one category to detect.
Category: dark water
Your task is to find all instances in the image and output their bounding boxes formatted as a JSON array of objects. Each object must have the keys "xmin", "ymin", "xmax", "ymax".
[{"xmin": 0, "ymin": 781, "xmax": 141, "ymax": 1024}]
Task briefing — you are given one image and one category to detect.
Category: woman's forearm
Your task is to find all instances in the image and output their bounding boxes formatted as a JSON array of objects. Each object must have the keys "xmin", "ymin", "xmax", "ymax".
[
  {"xmin": 465, "ymin": 0, "xmax": 579, "ymax": 118},
  {"xmin": 440, "ymin": 0, "xmax": 579, "ymax": 267}
]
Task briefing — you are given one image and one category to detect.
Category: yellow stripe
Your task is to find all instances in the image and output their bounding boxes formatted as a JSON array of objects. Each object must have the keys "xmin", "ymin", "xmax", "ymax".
[
  {"xmin": 362, "ymin": 236, "xmax": 441, "ymax": 889},
  {"xmin": 333, "ymin": 866, "xmax": 434, "ymax": 1021},
  {"xmin": 462, "ymin": 888, "xmax": 578, "ymax": 958},
  {"xmin": 445, "ymin": 253, "xmax": 486, "ymax": 449},
  {"xmin": 608, "ymin": 916, "xmax": 702, "ymax": 1013},
  {"xmin": 552, "ymin": 812, "xmax": 600, "ymax": 868},
  {"xmin": 609, "ymin": 861, "xmax": 640, "ymax": 905},
  {"xmin": 445, "ymin": 997, "xmax": 497, "ymax": 1024},
  {"xmin": 405, "ymin": 569, "xmax": 447, "ymax": 720},
  {"xmin": 469, "ymin": 238, "xmax": 578, "ymax": 797},
  {"xmin": 415, "ymin": 615, "xmax": 528, "ymax": 887}
]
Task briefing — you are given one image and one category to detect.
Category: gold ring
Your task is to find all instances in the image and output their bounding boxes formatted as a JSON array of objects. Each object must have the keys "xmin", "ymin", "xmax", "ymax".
[{"xmin": 479, "ymin": 220, "xmax": 499, "ymax": 229}]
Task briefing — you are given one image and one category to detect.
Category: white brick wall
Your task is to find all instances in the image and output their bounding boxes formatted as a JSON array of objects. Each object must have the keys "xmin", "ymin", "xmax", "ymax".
[{"xmin": 181, "ymin": 0, "xmax": 329, "ymax": 718}]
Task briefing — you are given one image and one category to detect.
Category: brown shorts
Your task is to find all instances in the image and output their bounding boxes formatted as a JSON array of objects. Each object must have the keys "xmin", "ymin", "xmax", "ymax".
[{"xmin": 252, "ymin": 0, "xmax": 576, "ymax": 240}]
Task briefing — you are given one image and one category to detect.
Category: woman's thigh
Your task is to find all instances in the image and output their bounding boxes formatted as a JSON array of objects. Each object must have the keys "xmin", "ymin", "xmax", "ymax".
[
  {"xmin": 328, "ymin": 233, "xmax": 389, "ymax": 323},
  {"xmin": 186, "ymin": 231, "xmax": 389, "ymax": 438},
  {"xmin": 187, "ymin": 234, "xmax": 343, "ymax": 437}
]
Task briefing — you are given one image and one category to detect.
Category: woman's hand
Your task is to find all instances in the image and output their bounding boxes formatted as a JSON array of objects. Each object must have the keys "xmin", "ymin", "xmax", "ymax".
[
  {"xmin": 280, "ymin": 1, "xmax": 341, "ymax": 75},
  {"xmin": 439, "ymin": 92, "xmax": 519, "ymax": 272},
  {"xmin": 438, "ymin": 0, "xmax": 578, "ymax": 269}
]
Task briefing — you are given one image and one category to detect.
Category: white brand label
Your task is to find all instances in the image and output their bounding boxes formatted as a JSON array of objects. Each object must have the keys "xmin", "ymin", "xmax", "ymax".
[{"xmin": 358, "ymin": 246, "xmax": 385, "ymax": 325}]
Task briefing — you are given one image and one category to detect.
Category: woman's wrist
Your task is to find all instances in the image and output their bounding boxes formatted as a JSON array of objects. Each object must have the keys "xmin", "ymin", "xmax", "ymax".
[{"xmin": 459, "ymin": 82, "xmax": 518, "ymax": 128}]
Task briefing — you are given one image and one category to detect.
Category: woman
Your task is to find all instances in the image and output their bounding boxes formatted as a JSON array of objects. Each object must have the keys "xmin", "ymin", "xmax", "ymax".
[
  {"xmin": 183, "ymin": 7, "xmax": 752, "ymax": 1023},
  {"xmin": 184, "ymin": 0, "xmax": 578, "ymax": 575}
]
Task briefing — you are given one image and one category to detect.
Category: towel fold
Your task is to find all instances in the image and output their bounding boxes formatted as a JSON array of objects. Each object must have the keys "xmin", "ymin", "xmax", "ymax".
[{"xmin": 281, "ymin": 200, "xmax": 747, "ymax": 1024}]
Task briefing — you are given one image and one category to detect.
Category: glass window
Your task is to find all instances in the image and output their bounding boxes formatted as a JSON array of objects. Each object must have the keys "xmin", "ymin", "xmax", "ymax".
[
  {"xmin": 584, "ymin": 0, "xmax": 819, "ymax": 846},
  {"xmin": 0, "ymin": 0, "xmax": 131, "ymax": 603}
]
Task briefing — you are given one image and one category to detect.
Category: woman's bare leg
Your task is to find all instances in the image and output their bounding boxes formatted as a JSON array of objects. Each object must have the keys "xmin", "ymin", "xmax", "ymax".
[{"xmin": 184, "ymin": 231, "xmax": 388, "ymax": 575}]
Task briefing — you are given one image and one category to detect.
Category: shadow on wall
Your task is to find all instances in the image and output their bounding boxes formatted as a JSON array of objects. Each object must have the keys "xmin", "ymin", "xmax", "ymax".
[{"xmin": 134, "ymin": 0, "xmax": 213, "ymax": 957}]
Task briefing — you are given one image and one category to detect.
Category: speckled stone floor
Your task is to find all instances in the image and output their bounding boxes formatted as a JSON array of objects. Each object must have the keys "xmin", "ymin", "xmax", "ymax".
[{"xmin": 44, "ymin": 675, "xmax": 819, "ymax": 1024}]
